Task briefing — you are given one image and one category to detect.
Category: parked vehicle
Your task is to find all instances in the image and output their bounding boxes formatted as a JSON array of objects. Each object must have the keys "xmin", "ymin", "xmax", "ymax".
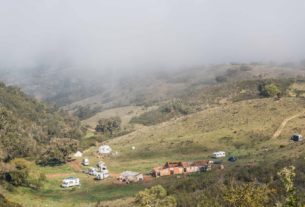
[
  {"xmin": 88, "ymin": 167, "xmax": 98, "ymax": 176},
  {"xmin": 291, "ymin": 134, "xmax": 303, "ymax": 142},
  {"xmin": 118, "ymin": 171, "xmax": 144, "ymax": 183},
  {"xmin": 82, "ymin": 158, "xmax": 89, "ymax": 166},
  {"xmin": 96, "ymin": 172, "xmax": 110, "ymax": 180},
  {"xmin": 212, "ymin": 151, "xmax": 226, "ymax": 158},
  {"xmin": 61, "ymin": 177, "xmax": 80, "ymax": 188},
  {"xmin": 228, "ymin": 156, "xmax": 237, "ymax": 162}
]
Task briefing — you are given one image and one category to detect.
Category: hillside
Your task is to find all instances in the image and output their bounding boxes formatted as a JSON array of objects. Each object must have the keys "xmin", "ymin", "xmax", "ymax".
[
  {"xmin": 2, "ymin": 72, "xmax": 305, "ymax": 206},
  {"xmin": 2, "ymin": 63, "xmax": 305, "ymax": 116},
  {"xmin": 0, "ymin": 82, "xmax": 83, "ymax": 162},
  {"xmin": 4, "ymin": 93, "xmax": 305, "ymax": 206}
]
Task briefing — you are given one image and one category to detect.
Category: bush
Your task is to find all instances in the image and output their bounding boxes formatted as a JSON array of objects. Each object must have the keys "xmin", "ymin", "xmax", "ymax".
[
  {"xmin": 259, "ymin": 83, "xmax": 281, "ymax": 97},
  {"xmin": 135, "ymin": 185, "xmax": 177, "ymax": 207}
]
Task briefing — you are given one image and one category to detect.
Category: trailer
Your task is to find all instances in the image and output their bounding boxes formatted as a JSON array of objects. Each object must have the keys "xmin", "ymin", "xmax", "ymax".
[
  {"xmin": 212, "ymin": 151, "xmax": 226, "ymax": 158},
  {"xmin": 96, "ymin": 165, "xmax": 110, "ymax": 180},
  {"xmin": 96, "ymin": 171, "xmax": 110, "ymax": 180},
  {"xmin": 61, "ymin": 177, "xmax": 80, "ymax": 188}
]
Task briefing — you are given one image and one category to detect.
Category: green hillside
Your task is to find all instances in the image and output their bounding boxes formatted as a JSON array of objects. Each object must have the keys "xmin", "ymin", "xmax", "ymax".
[
  {"xmin": 0, "ymin": 82, "xmax": 83, "ymax": 162},
  {"xmin": 1, "ymin": 78, "xmax": 305, "ymax": 206}
]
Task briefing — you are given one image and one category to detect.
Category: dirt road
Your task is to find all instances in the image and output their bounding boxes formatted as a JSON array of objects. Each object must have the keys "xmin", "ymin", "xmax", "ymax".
[{"xmin": 272, "ymin": 112, "xmax": 304, "ymax": 139}]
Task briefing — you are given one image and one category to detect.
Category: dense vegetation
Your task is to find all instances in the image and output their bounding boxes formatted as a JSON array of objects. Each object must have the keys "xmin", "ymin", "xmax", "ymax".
[
  {"xmin": 0, "ymin": 82, "xmax": 83, "ymax": 196},
  {"xmin": 0, "ymin": 82, "xmax": 83, "ymax": 162},
  {"xmin": 130, "ymin": 100, "xmax": 197, "ymax": 126}
]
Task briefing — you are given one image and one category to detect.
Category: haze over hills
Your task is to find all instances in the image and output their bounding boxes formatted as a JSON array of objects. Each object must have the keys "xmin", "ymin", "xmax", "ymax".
[{"xmin": 1, "ymin": 0, "xmax": 305, "ymax": 206}]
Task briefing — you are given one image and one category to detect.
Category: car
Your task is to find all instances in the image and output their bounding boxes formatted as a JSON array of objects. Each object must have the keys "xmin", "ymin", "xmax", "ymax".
[{"xmin": 228, "ymin": 156, "xmax": 237, "ymax": 162}]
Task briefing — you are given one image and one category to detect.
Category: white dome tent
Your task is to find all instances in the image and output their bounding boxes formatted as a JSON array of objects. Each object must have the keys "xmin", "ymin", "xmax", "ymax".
[
  {"xmin": 98, "ymin": 145, "xmax": 112, "ymax": 154},
  {"xmin": 73, "ymin": 151, "xmax": 83, "ymax": 157}
]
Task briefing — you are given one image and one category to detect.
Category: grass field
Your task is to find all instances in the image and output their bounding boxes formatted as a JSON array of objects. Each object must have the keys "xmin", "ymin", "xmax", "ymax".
[{"xmin": 4, "ymin": 97, "xmax": 305, "ymax": 206}]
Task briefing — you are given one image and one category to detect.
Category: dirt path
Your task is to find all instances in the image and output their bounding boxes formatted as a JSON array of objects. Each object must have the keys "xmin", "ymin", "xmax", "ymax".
[
  {"xmin": 46, "ymin": 173, "xmax": 71, "ymax": 179},
  {"xmin": 68, "ymin": 160, "xmax": 82, "ymax": 172},
  {"xmin": 272, "ymin": 112, "xmax": 304, "ymax": 139}
]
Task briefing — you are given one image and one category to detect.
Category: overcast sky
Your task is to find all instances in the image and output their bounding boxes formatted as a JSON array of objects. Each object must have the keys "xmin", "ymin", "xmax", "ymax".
[{"xmin": 0, "ymin": 0, "xmax": 305, "ymax": 71}]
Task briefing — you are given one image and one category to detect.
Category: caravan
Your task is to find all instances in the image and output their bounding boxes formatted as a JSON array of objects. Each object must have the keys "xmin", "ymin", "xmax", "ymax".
[
  {"xmin": 212, "ymin": 151, "xmax": 226, "ymax": 158},
  {"xmin": 96, "ymin": 164, "xmax": 110, "ymax": 180},
  {"xmin": 96, "ymin": 171, "xmax": 110, "ymax": 180},
  {"xmin": 61, "ymin": 177, "xmax": 80, "ymax": 188}
]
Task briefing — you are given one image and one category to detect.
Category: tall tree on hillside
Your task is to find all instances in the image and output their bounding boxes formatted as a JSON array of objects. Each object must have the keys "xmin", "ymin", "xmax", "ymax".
[{"xmin": 38, "ymin": 138, "xmax": 79, "ymax": 165}]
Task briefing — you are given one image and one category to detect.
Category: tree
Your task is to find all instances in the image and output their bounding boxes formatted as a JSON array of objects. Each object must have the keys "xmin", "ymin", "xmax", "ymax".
[
  {"xmin": 135, "ymin": 185, "xmax": 177, "ymax": 207},
  {"xmin": 259, "ymin": 83, "xmax": 281, "ymax": 97},
  {"xmin": 38, "ymin": 138, "xmax": 79, "ymax": 165},
  {"xmin": 95, "ymin": 117, "xmax": 121, "ymax": 135},
  {"xmin": 223, "ymin": 182, "xmax": 274, "ymax": 207},
  {"xmin": 277, "ymin": 166, "xmax": 300, "ymax": 207}
]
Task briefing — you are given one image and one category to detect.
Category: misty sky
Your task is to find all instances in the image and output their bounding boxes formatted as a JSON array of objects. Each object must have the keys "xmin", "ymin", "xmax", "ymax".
[{"xmin": 0, "ymin": 0, "xmax": 305, "ymax": 71}]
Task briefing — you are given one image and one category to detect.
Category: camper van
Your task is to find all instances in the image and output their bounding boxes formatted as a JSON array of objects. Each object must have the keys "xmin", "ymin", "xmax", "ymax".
[
  {"xmin": 82, "ymin": 158, "xmax": 89, "ymax": 166},
  {"xmin": 61, "ymin": 177, "xmax": 80, "ymax": 188},
  {"xmin": 212, "ymin": 151, "xmax": 226, "ymax": 158},
  {"xmin": 88, "ymin": 167, "xmax": 98, "ymax": 176},
  {"xmin": 96, "ymin": 171, "xmax": 110, "ymax": 180}
]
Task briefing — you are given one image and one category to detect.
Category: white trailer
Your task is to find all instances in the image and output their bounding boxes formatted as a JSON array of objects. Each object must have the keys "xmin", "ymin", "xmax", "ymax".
[
  {"xmin": 212, "ymin": 151, "xmax": 226, "ymax": 158},
  {"xmin": 88, "ymin": 167, "xmax": 98, "ymax": 176},
  {"xmin": 96, "ymin": 171, "xmax": 110, "ymax": 180},
  {"xmin": 96, "ymin": 165, "xmax": 110, "ymax": 180},
  {"xmin": 61, "ymin": 177, "xmax": 80, "ymax": 188}
]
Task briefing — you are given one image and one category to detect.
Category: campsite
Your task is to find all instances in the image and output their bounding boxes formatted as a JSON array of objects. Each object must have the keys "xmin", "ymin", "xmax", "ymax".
[
  {"xmin": 2, "ymin": 84, "xmax": 305, "ymax": 206},
  {"xmin": 1, "ymin": 1, "xmax": 305, "ymax": 206}
]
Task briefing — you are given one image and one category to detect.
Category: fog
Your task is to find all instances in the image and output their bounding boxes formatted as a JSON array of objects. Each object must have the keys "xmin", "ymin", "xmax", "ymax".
[{"xmin": 1, "ymin": 0, "xmax": 305, "ymax": 72}]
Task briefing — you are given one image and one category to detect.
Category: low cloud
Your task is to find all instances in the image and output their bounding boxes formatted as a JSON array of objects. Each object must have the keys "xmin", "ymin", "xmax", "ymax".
[{"xmin": 0, "ymin": 0, "xmax": 305, "ymax": 72}]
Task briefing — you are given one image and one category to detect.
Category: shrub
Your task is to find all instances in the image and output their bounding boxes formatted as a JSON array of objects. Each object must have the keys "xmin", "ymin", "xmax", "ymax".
[
  {"xmin": 259, "ymin": 83, "xmax": 281, "ymax": 97},
  {"xmin": 135, "ymin": 185, "xmax": 177, "ymax": 207}
]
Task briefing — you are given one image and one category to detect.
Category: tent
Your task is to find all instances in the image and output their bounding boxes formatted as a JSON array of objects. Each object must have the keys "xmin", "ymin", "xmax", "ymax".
[
  {"xmin": 73, "ymin": 151, "xmax": 83, "ymax": 157},
  {"xmin": 98, "ymin": 145, "xmax": 112, "ymax": 154}
]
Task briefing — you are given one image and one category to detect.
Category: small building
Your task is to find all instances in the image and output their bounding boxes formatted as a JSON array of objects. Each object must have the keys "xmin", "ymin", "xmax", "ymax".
[
  {"xmin": 153, "ymin": 160, "xmax": 212, "ymax": 177},
  {"xmin": 61, "ymin": 177, "xmax": 80, "ymax": 188},
  {"xmin": 98, "ymin": 145, "xmax": 112, "ymax": 154},
  {"xmin": 291, "ymin": 134, "xmax": 303, "ymax": 142},
  {"xmin": 212, "ymin": 151, "xmax": 226, "ymax": 158},
  {"xmin": 118, "ymin": 171, "xmax": 144, "ymax": 183},
  {"xmin": 73, "ymin": 151, "xmax": 83, "ymax": 158},
  {"xmin": 191, "ymin": 160, "xmax": 212, "ymax": 171}
]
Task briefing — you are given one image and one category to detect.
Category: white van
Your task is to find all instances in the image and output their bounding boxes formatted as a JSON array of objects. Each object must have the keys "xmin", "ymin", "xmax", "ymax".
[
  {"xmin": 96, "ymin": 172, "xmax": 110, "ymax": 180},
  {"xmin": 88, "ymin": 167, "xmax": 98, "ymax": 176},
  {"xmin": 82, "ymin": 158, "xmax": 89, "ymax": 166},
  {"xmin": 212, "ymin": 151, "xmax": 226, "ymax": 158},
  {"xmin": 61, "ymin": 177, "xmax": 80, "ymax": 188}
]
